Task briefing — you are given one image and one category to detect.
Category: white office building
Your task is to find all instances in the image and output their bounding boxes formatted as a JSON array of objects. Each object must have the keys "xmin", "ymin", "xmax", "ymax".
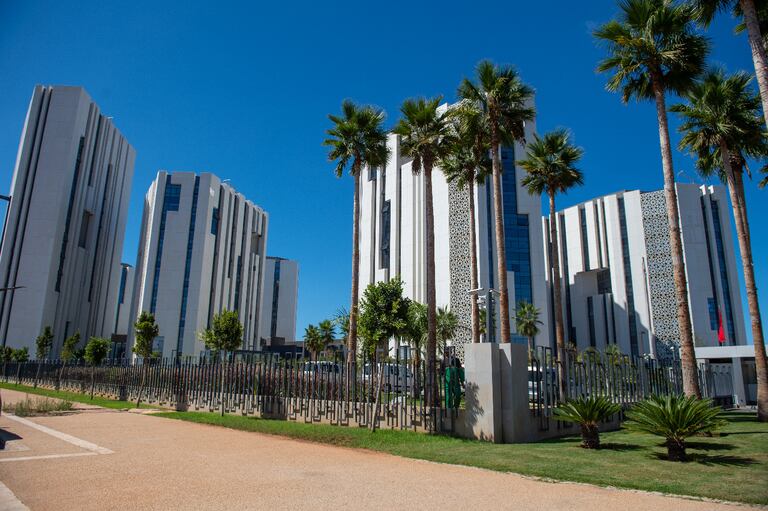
[
  {"xmin": 258, "ymin": 256, "xmax": 299, "ymax": 346},
  {"xmin": 358, "ymin": 104, "xmax": 550, "ymax": 358},
  {"xmin": 0, "ymin": 86, "xmax": 135, "ymax": 355},
  {"xmin": 129, "ymin": 171, "xmax": 269, "ymax": 358},
  {"xmin": 543, "ymin": 183, "xmax": 746, "ymax": 359},
  {"xmin": 109, "ymin": 263, "xmax": 134, "ymax": 358}
]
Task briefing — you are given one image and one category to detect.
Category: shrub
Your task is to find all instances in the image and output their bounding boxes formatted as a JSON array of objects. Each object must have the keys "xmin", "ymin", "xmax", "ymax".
[
  {"xmin": 554, "ymin": 396, "xmax": 621, "ymax": 448},
  {"xmin": 624, "ymin": 394, "xmax": 726, "ymax": 461},
  {"xmin": 3, "ymin": 396, "xmax": 73, "ymax": 417}
]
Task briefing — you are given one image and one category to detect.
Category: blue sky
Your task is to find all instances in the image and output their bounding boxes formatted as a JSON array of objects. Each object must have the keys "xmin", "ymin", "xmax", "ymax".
[{"xmin": 0, "ymin": 0, "xmax": 764, "ymax": 343}]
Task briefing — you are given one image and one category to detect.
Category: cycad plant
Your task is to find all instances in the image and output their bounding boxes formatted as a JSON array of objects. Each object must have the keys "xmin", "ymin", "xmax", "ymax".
[
  {"xmin": 554, "ymin": 396, "xmax": 621, "ymax": 449},
  {"xmin": 624, "ymin": 394, "xmax": 727, "ymax": 461},
  {"xmin": 324, "ymin": 101, "xmax": 389, "ymax": 363},
  {"xmin": 595, "ymin": 0, "xmax": 709, "ymax": 398}
]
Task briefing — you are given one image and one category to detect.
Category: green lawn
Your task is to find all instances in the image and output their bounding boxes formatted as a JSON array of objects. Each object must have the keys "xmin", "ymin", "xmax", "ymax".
[
  {"xmin": 0, "ymin": 382, "xmax": 157, "ymax": 410},
  {"xmin": 154, "ymin": 410, "xmax": 768, "ymax": 505}
]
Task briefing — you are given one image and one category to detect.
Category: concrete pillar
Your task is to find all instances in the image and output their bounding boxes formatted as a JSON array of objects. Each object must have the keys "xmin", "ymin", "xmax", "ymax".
[
  {"xmin": 499, "ymin": 343, "xmax": 535, "ymax": 443},
  {"xmin": 461, "ymin": 343, "xmax": 502, "ymax": 442}
]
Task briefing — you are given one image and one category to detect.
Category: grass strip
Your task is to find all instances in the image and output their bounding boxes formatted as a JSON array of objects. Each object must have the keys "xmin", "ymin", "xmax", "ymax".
[{"xmin": 0, "ymin": 382, "xmax": 156, "ymax": 410}]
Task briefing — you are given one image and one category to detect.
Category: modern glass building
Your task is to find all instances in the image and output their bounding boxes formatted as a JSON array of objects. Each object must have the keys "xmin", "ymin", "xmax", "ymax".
[
  {"xmin": 357, "ymin": 102, "xmax": 550, "ymax": 358},
  {"xmin": 129, "ymin": 171, "xmax": 269, "ymax": 357},
  {"xmin": 0, "ymin": 86, "xmax": 135, "ymax": 355}
]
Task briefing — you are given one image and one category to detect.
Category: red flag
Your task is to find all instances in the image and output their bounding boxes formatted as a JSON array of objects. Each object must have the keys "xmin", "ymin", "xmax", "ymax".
[{"xmin": 717, "ymin": 309, "xmax": 726, "ymax": 344}]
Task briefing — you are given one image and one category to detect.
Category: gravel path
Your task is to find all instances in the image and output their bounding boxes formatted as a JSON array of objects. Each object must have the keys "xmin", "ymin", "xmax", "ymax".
[{"xmin": 0, "ymin": 388, "xmax": 752, "ymax": 510}]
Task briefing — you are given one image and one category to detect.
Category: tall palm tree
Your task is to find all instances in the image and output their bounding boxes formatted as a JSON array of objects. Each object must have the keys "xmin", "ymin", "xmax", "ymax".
[
  {"xmin": 324, "ymin": 101, "xmax": 389, "ymax": 364},
  {"xmin": 671, "ymin": 68, "xmax": 768, "ymax": 420},
  {"xmin": 690, "ymin": 0, "xmax": 768, "ymax": 129},
  {"xmin": 303, "ymin": 324, "xmax": 323, "ymax": 361},
  {"xmin": 515, "ymin": 300, "xmax": 542, "ymax": 356},
  {"xmin": 440, "ymin": 103, "xmax": 492, "ymax": 345},
  {"xmin": 458, "ymin": 61, "xmax": 536, "ymax": 344},
  {"xmin": 317, "ymin": 319, "xmax": 336, "ymax": 358},
  {"xmin": 519, "ymin": 129, "xmax": 584, "ymax": 396},
  {"xmin": 595, "ymin": 0, "xmax": 709, "ymax": 398},
  {"xmin": 392, "ymin": 97, "xmax": 453, "ymax": 410}
]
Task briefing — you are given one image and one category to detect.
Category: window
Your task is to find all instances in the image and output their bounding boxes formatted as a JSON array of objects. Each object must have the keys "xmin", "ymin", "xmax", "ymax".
[
  {"xmin": 150, "ymin": 179, "xmax": 182, "ymax": 313},
  {"xmin": 597, "ymin": 269, "xmax": 612, "ymax": 295},
  {"xmin": 211, "ymin": 207, "xmax": 219, "ymax": 235},
  {"xmin": 707, "ymin": 297, "xmax": 718, "ymax": 330},
  {"xmin": 380, "ymin": 200, "xmax": 391, "ymax": 269},
  {"xmin": 78, "ymin": 211, "xmax": 92, "ymax": 248},
  {"xmin": 177, "ymin": 176, "xmax": 200, "ymax": 355},
  {"xmin": 55, "ymin": 136, "xmax": 85, "ymax": 292},
  {"xmin": 579, "ymin": 207, "xmax": 590, "ymax": 271},
  {"xmin": 618, "ymin": 196, "xmax": 639, "ymax": 356},
  {"xmin": 710, "ymin": 200, "xmax": 736, "ymax": 343},
  {"xmin": 587, "ymin": 296, "xmax": 596, "ymax": 347}
]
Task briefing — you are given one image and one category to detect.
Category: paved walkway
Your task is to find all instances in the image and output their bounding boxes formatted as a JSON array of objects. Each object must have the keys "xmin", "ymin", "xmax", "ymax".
[{"xmin": 0, "ymin": 388, "xmax": 751, "ymax": 510}]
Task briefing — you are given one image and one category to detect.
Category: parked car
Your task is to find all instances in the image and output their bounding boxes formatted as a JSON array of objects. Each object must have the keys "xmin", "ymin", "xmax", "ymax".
[{"xmin": 363, "ymin": 363, "xmax": 415, "ymax": 392}]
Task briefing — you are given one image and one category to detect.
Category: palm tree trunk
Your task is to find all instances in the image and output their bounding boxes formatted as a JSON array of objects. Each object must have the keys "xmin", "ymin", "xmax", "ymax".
[
  {"xmin": 468, "ymin": 180, "xmax": 480, "ymax": 344},
  {"xmin": 549, "ymin": 192, "xmax": 567, "ymax": 399},
  {"xmin": 424, "ymin": 164, "xmax": 438, "ymax": 414},
  {"xmin": 490, "ymin": 123, "xmax": 511, "ymax": 343},
  {"xmin": 348, "ymin": 171, "xmax": 361, "ymax": 364},
  {"xmin": 651, "ymin": 76, "xmax": 701, "ymax": 398},
  {"xmin": 720, "ymin": 144, "xmax": 767, "ymax": 420},
  {"xmin": 741, "ymin": 0, "xmax": 768, "ymax": 129}
]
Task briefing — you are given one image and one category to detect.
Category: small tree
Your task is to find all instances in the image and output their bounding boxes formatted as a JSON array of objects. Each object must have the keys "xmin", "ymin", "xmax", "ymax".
[
  {"xmin": 133, "ymin": 312, "xmax": 159, "ymax": 407},
  {"xmin": 12, "ymin": 347, "xmax": 29, "ymax": 362},
  {"xmin": 84, "ymin": 337, "xmax": 110, "ymax": 399},
  {"xmin": 199, "ymin": 310, "xmax": 243, "ymax": 416},
  {"xmin": 357, "ymin": 278, "xmax": 410, "ymax": 431},
  {"xmin": 57, "ymin": 332, "xmax": 81, "ymax": 390},
  {"xmin": 61, "ymin": 332, "xmax": 81, "ymax": 362},
  {"xmin": 515, "ymin": 301, "xmax": 542, "ymax": 357},
  {"xmin": 34, "ymin": 326, "xmax": 54, "ymax": 387},
  {"xmin": 35, "ymin": 326, "xmax": 53, "ymax": 360},
  {"xmin": 11, "ymin": 347, "xmax": 29, "ymax": 383},
  {"xmin": 435, "ymin": 307, "xmax": 458, "ymax": 358}
]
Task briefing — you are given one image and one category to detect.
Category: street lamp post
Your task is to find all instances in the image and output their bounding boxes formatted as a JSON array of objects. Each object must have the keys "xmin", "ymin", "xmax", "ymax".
[{"xmin": 468, "ymin": 287, "xmax": 501, "ymax": 343}]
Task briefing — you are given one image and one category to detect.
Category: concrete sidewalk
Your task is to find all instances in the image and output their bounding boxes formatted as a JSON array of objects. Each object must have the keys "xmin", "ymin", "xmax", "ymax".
[{"xmin": 0, "ymin": 388, "xmax": 750, "ymax": 511}]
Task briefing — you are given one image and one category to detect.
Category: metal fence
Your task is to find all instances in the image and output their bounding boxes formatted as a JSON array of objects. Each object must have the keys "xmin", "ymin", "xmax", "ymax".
[
  {"xmin": 0, "ymin": 353, "xmax": 457, "ymax": 433},
  {"xmin": 528, "ymin": 346, "xmax": 734, "ymax": 430}
]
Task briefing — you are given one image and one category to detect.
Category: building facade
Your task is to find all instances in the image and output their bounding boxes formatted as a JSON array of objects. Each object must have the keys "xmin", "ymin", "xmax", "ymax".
[
  {"xmin": 129, "ymin": 171, "xmax": 269, "ymax": 358},
  {"xmin": 258, "ymin": 256, "xmax": 299, "ymax": 346},
  {"xmin": 0, "ymin": 86, "xmax": 135, "ymax": 355},
  {"xmin": 109, "ymin": 263, "xmax": 134, "ymax": 359},
  {"xmin": 543, "ymin": 183, "xmax": 746, "ymax": 358},
  {"xmin": 358, "ymin": 104, "xmax": 550, "ymax": 359}
]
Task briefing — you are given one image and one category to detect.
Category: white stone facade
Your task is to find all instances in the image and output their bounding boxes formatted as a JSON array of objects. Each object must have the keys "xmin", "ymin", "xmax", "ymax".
[
  {"xmin": 129, "ymin": 171, "xmax": 269, "ymax": 358},
  {"xmin": 543, "ymin": 183, "xmax": 746, "ymax": 358},
  {"xmin": 358, "ymin": 105, "xmax": 551, "ymax": 358},
  {"xmin": 0, "ymin": 86, "xmax": 135, "ymax": 355},
  {"xmin": 258, "ymin": 256, "xmax": 299, "ymax": 346}
]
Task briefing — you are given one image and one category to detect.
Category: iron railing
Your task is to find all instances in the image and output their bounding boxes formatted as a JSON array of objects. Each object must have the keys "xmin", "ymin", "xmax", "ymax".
[
  {"xmin": 528, "ymin": 346, "xmax": 734, "ymax": 430},
  {"xmin": 0, "ymin": 352, "xmax": 458, "ymax": 433}
]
